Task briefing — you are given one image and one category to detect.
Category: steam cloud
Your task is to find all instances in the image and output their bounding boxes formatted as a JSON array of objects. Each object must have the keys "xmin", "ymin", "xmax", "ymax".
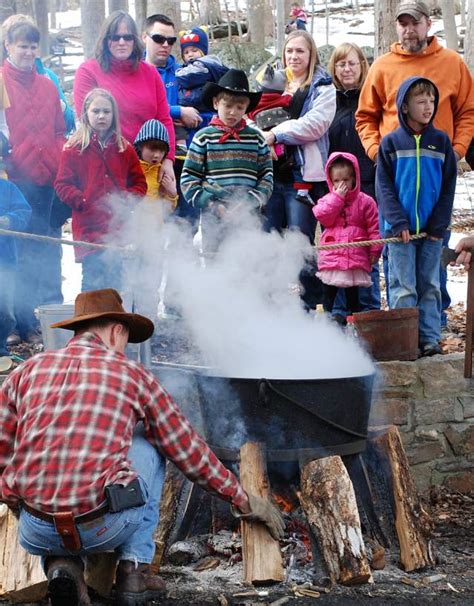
[{"xmin": 122, "ymin": 200, "xmax": 375, "ymax": 381}]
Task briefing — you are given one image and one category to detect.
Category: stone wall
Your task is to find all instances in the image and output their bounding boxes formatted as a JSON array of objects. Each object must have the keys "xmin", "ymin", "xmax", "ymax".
[{"xmin": 371, "ymin": 353, "xmax": 474, "ymax": 493}]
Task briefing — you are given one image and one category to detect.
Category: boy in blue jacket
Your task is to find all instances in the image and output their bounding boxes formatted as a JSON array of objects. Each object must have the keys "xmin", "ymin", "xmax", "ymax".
[
  {"xmin": 0, "ymin": 160, "xmax": 31, "ymax": 367},
  {"xmin": 376, "ymin": 77, "xmax": 456, "ymax": 357}
]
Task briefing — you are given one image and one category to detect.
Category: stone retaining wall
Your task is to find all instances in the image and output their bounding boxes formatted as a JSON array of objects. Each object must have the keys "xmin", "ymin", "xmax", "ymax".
[{"xmin": 371, "ymin": 353, "xmax": 474, "ymax": 493}]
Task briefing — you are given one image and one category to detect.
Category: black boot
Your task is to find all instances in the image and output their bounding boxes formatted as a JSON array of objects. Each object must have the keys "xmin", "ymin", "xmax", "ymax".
[{"xmin": 46, "ymin": 556, "xmax": 90, "ymax": 606}]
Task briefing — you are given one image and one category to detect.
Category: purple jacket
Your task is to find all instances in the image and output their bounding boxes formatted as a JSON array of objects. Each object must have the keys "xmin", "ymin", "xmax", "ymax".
[{"xmin": 314, "ymin": 152, "xmax": 382, "ymax": 272}]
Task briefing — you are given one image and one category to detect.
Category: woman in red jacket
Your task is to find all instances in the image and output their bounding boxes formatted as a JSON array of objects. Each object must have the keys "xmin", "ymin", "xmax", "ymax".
[
  {"xmin": 74, "ymin": 11, "xmax": 176, "ymax": 193},
  {"xmin": 55, "ymin": 88, "xmax": 147, "ymax": 292},
  {"xmin": 2, "ymin": 21, "xmax": 65, "ymax": 343}
]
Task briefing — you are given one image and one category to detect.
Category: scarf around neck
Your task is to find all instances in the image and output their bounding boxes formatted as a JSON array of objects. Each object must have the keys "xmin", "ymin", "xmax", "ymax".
[{"xmin": 209, "ymin": 116, "xmax": 247, "ymax": 143}]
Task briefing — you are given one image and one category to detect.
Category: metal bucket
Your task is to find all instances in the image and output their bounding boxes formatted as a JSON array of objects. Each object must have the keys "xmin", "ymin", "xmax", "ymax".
[
  {"xmin": 353, "ymin": 308, "xmax": 419, "ymax": 361},
  {"xmin": 37, "ymin": 304, "xmax": 74, "ymax": 350}
]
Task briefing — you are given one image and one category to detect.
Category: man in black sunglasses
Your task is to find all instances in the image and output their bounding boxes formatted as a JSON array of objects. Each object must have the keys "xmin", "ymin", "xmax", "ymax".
[{"xmin": 143, "ymin": 14, "xmax": 202, "ymax": 133}]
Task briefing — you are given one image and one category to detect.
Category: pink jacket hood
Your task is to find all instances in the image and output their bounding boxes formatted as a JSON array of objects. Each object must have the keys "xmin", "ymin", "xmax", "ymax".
[{"xmin": 325, "ymin": 151, "xmax": 360, "ymax": 203}]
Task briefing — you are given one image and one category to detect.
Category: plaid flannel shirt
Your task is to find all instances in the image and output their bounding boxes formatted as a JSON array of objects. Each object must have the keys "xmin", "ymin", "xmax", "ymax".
[{"xmin": 0, "ymin": 333, "xmax": 247, "ymax": 514}]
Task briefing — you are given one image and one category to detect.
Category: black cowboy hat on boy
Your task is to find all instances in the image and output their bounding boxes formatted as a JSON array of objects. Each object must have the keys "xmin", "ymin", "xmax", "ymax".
[
  {"xmin": 201, "ymin": 68, "xmax": 262, "ymax": 114},
  {"xmin": 51, "ymin": 288, "xmax": 154, "ymax": 343}
]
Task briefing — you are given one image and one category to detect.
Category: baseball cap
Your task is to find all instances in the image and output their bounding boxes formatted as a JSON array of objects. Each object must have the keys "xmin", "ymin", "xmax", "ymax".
[{"xmin": 396, "ymin": 1, "xmax": 430, "ymax": 20}]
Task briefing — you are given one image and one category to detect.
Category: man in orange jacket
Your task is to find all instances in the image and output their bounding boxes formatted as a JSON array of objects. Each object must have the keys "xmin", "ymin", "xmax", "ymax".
[{"xmin": 355, "ymin": 0, "xmax": 474, "ymax": 163}]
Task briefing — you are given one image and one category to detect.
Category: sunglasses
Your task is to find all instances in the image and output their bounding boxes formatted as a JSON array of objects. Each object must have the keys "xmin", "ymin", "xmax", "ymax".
[
  {"xmin": 147, "ymin": 33, "xmax": 177, "ymax": 46},
  {"xmin": 109, "ymin": 34, "xmax": 134, "ymax": 42}
]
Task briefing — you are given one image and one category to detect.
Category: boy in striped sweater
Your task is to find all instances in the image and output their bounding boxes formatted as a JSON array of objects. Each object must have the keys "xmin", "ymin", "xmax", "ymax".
[{"xmin": 180, "ymin": 69, "xmax": 273, "ymax": 250}]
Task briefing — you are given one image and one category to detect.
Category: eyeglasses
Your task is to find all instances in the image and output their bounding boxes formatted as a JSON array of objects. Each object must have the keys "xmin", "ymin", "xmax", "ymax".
[
  {"xmin": 147, "ymin": 33, "xmax": 177, "ymax": 46},
  {"xmin": 335, "ymin": 61, "xmax": 360, "ymax": 70},
  {"xmin": 109, "ymin": 34, "xmax": 134, "ymax": 42}
]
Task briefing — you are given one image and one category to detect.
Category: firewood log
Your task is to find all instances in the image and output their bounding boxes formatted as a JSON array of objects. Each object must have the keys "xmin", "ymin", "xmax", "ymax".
[
  {"xmin": 366, "ymin": 426, "xmax": 435, "ymax": 571},
  {"xmin": 0, "ymin": 505, "xmax": 47, "ymax": 603},
  {"xmin": 239, "ymin": 442, "xmax": 284, "ymax": 584},
  {"xmin": 299, "ymin": 456, "xmax": 372, "ymax": 585}
]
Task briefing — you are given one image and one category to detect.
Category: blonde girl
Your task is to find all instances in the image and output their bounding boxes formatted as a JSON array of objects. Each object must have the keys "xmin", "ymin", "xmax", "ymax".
[{"xmin": 55, "ymin": 88, "xmax": 147, "ymax": 292}]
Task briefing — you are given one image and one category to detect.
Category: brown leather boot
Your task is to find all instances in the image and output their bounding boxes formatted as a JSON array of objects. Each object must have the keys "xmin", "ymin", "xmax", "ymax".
[
  {"xmin": 46, "ymin": 556, "xmax": 91, "ymax": 606},
  {"xmin": 115, "ymin": 560, "xmax": 166, "ymax": 606}
]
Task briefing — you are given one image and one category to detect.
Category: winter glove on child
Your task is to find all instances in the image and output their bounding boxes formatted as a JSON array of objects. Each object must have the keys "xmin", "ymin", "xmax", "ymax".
[{"xmin": 231, "ymin": 493, "xmax": 285, "ymax": 540}]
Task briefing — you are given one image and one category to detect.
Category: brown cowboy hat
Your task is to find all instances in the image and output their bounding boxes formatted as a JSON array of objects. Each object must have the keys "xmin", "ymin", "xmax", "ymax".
[{"xmin": 50, "ymin": 289, "xmax": 154, "ymax": 343}]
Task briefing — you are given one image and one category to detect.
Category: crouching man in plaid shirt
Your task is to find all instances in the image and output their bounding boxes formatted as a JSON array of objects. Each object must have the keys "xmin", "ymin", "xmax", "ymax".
[{"xmin": 0, "ymin": 289, "xmax": 284, "ymax": 606}]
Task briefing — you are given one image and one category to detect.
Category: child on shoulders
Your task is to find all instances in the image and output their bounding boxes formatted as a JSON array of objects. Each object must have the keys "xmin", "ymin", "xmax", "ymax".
[
  {"xmin": 174, "ymin": 27, "xmax": 229, "ymax": 148},
  {"xmin": 314, "ymin": 152, "xmax": 382, "ymax": 316},
  {"xmin": 376, "ymin": 77, "xmax": 456, "ymax": 357},
  {"xmin": 289, "ymin": 2, "xmax": 308, "ymax": 31},
  {"xmin": 55, "ymin": 88, "xmax": 146, "ymax": 293}
]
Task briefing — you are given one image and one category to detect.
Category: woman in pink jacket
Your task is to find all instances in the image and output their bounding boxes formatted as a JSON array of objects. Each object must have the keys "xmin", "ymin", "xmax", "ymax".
[
  {"xmin": 74, "ymin": 10, "xmax": 176, "ymax": 188},
  {"xmin": 313, "ymin": 152, "xmax": 382, "ymax": 315}
]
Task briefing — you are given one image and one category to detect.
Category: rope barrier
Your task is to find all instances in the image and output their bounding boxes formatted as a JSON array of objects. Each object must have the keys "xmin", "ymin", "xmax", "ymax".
[
  {"xmin": 0, "ymin": 217, "xmax": 473, "ymax": 253},
  {"xmin": 0, "ymin": 228, "xmax": 134, "ymax": 254}
]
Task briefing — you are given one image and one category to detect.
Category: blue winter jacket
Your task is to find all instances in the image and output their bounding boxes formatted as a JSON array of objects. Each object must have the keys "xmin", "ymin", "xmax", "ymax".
[
  {"xmin": 176, "ymin": 55, "xmax": 228, "ymax": 113},
  {"xmin": 156, "ymin": 55, "xmax": 182, "ymax": 120},
  {"xmin": 0, "ymin": 180, "xmax": 31, "ymax": 266},
  {"xmin": 376, "ymin": 77, "xmax": 457, "ymax": 238}
]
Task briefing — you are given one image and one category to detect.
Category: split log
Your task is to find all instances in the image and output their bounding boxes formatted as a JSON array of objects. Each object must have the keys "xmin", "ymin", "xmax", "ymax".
[
  {"xmin": 299, "ymin": 456, "xmax": 372, "ymax": 585},
  {"xmin": 0, "ymin": 505, "xmax": 47, "ymax": 603},
  {"xmin": 366, "ymin": 426, "xmax": 435, "ymax": 572},
  {"xmin": 239, "ymin": 442, "xmax": 284, "ymax": 584},
  {"xmin": 151, "ymin": 462, "xmax": 188, "ymax": 572}
]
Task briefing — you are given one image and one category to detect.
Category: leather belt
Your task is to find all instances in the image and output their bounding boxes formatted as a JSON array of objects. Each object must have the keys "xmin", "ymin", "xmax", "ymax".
[{"xmin": 22, "ymin": 502, "xmax": 109, "ymax": 525}]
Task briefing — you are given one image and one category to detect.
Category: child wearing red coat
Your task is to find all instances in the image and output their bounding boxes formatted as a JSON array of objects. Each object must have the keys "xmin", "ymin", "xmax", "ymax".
[
  {"xmin": 313, "ymin": 152, "xmax": 382, "ymax": 315},
  {"xmin": 55, "ymin": 88, "xmax": 146, "ymax": 292}
]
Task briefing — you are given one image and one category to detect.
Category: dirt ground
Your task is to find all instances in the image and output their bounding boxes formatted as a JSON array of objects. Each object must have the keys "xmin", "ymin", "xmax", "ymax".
[{"xmin": 1, "ymin": 489, "xmax": 472, "ymax": 606}]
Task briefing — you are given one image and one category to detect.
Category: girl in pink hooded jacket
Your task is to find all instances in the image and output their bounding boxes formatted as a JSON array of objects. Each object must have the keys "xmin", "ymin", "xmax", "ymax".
[{"xmin": 313, "ymin": 152, "xmax": 382, "ymax": 314}]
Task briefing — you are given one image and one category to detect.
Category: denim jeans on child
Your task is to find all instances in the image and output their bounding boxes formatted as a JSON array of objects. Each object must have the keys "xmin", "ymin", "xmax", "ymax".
[
  {"xmin": 18, "ymin": 424, "xmax": 166, "ymax": 565},
  {"xmin": 388, "ymin": 238, "xmax": 443, "ymax": 346},
  {"xmin": 0, "ymin": 264, "xmax": 15, "ymax": 356}
]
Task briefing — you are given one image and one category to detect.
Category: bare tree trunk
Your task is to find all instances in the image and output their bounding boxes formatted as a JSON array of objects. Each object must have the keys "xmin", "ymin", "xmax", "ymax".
[
  {"xmin": 199, "ymin": 0, "xmax": 222, "ymax": 25},
  {"xmin": 374, "ymin": 0, "xmax": 398, "ymax": 57},
  {"xmin": 466, "ymin": 0, "xmax": 474, "ymax": 72},
  {"xmin": 460, "ymin": 0, "xmax": 466, "ymax": 27},
  {"xmin": 108, "ymin": 0, "xmax": 128, "ymax": 12},
  {"xmin": 275, "ymin": 0, "xmax": 285, "ymax": 56},
  {"xmin": 33, "ymin": 0, "xmax": 49, "ymax": 56},
  {"xmin": 440, "ymin": 0, "xmax": 459, "ymax": 50},
  {"xmin": 147, "ymin": 0, "xmax": 181, "ymax": 32},
  {"xmin": 80, "ymin": 0, "xmax": 105, "ymax": 59},
  {"xmin": 134, "ymin": 0, "xmax": 146, "ymax": 32},
  {"xmin": 247, "ymin": 0, "xmax": 265, "ymax": 47},
  {"xmin": 16, "ymin": 0, "xmax": 34, "ymax": 16},
  {"xmin": 50, "ymin": 0, "xmax": 57, "ymax": 29}
]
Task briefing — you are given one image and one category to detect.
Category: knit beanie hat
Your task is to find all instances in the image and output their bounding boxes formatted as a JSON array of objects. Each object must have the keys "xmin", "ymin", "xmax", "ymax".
[
  {"xmin": 134, "ymin": 119, "xmax": 169, "ymax": 153},
  {"xmin": 180, "ymin": 27, "xmax": 208, "ymax": 57}
]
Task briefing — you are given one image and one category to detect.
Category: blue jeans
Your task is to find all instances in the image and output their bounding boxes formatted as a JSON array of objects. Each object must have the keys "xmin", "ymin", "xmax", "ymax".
[
  {"xmin": 81, "ymin": 250, "xmax": 124, "ymax": 293},
  {"xmin": 40, "ymin": 225, "xmax": 63, "ymax": 305},
  {"xmin": 13, "ymin": 181, "xmax": 54, "ymax": 336},
  {"xmin": 18, "ymin": 425, "xmax": 166, "ymax": 564},
  {"xmin": 264, "ymin": 181, "xmax": 324, "ymax": 309},
  {"xmin": 388, "ymin": 238, "xmax": 443, "ymax": 346},
  {"xmin": 0, "ymin": 264, "xmax": 15, "ymax": 356},
  {"xmin": 332, "ymin": 263, "xmax": 381, "ymax": 318}
]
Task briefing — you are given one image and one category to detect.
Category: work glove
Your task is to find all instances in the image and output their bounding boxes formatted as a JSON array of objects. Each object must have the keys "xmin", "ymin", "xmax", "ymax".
[{"xmin": 231, "ymin": 493, "xmax": 285, "ymax": 540}]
